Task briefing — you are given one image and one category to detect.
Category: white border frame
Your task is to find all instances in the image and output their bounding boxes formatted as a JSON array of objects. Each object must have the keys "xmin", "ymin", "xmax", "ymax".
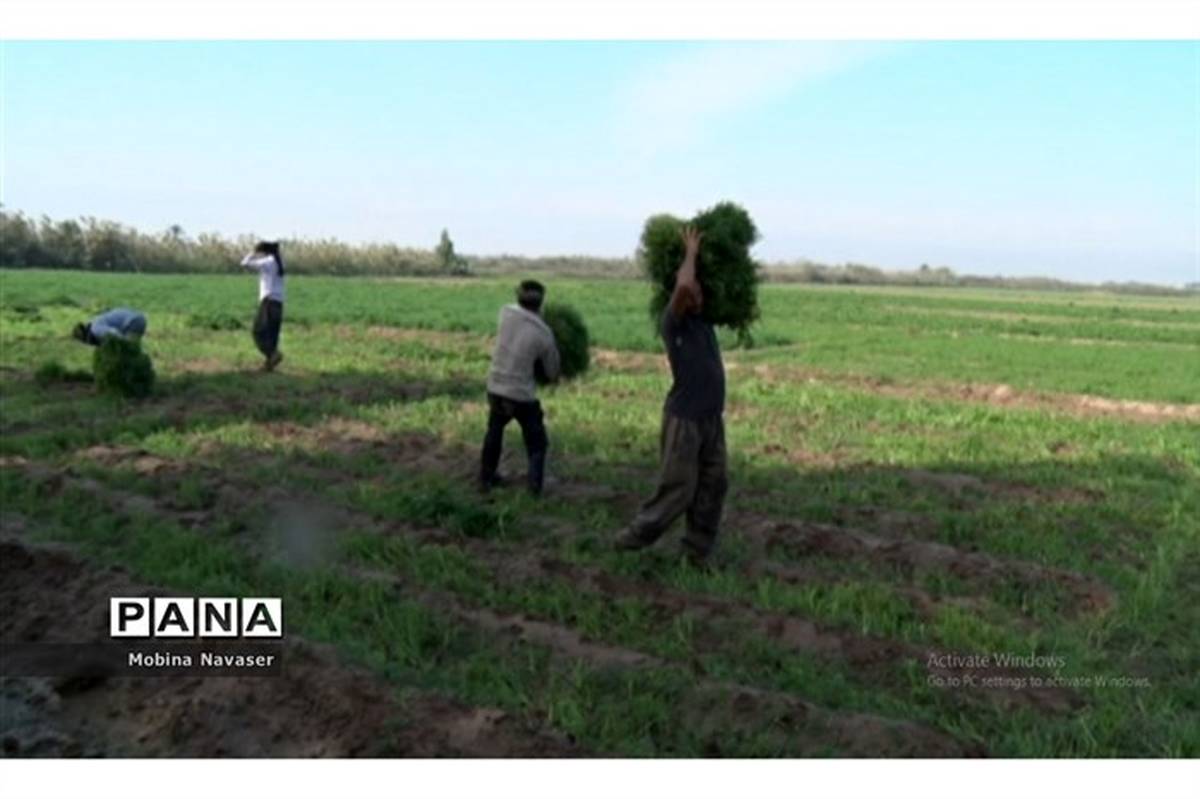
[
  {"xmin": 1, "ymin": 1, "xmax": 1195, "ymax": 796},
  {"xmin": 1, "ymin": 0, "xmax": 1198, "ymax": 39},
  {"xmin": 4, "ymin": 759, "xmax": 1200, "ymax": 799}
]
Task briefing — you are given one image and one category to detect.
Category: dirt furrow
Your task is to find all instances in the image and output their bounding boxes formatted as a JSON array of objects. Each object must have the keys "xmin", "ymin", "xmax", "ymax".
[
  {"xmin": 530, "ymin": 553, "xmax": 1082, "ymax": 714},
  {"xmin": 743, "ymin": 514, "xmax": 1115, "ymax": 617},
  {"xmin": 26, "ymin": 440, "xmax": 1117, "ymax": 622},
  {"xmin": 738, "ymin": 362, "xmax": 1200, "ymax": 423},
  {"xmin": 6, "ymin": 453, "xmax": 1083, "ymax": 717},
  {"xmin": 463, "ymin": 603, "xmax": 980, "ymax": 757},
  {"xmin": 12, "ymin": 449, "xmax": 1101, "ymax": 654},
  {"xmin": 346, "ymin": 566, "xmax": 983, "ymax": 757},
  {"xmin": 591, "ymin": 346, "xmax": 1200, "ymax": 422},
  {"xmin": 0, "ymin": 528, "xmax": 580, "ymax": 758},
  {"xmin": 872, "ymin": 302, "xmax": 1200, "ymax": 332},
  {"xmin": 352, "ymin": 525, "xmax": 1081, "ymax": 717}
]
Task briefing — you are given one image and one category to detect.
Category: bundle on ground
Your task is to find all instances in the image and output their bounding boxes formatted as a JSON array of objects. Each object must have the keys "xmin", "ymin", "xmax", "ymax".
[
  {"xmin": 538, "ymin": 303, "xmax": 590, "ymax": 383},
  {"xmin": 93, "ymin": 337, "xmax": 155, "ymax": 398},
  {"xmin": 639, "ymin": 201, "xmax": 761, "ymax": 344}
]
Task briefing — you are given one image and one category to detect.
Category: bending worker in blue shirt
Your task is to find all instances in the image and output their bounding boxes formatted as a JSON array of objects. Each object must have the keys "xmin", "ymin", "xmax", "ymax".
[{"xmin": 72, "ymin": 307, "xmax": 148, "ymax": 346}]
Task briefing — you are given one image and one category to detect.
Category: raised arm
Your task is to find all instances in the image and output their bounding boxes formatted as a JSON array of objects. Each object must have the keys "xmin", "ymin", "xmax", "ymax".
[
  {"xmin": 668, "ymin": 226, "xmax": 703, "ymax": 319},
  {"xmin": 241, "ymin": 252, "xmax": 274, "ymax": 271}
]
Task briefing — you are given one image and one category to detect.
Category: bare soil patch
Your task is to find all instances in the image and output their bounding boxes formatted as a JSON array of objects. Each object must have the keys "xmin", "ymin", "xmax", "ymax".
[
  {"xmin": 15, "ymin": 448, "xmax": 1081, "ymax": 719},
  {"xmin": 591, "ymin": 348, "xmax": 663, "ymax": 372},
  {"xmin": 170, "ymin": 357, "xmax": 229, "ymax": 375},
  {"xmin": 356, "ymin": 573, "xmax": 982, "ymax": 757},
  {"xmin": 736, "ymin": 362, "xmax": 1200, "ymax": 424},
  {"xmin": 739, "ymin": 514, "xmax": 1115, "ymax": 617},
  {"xmin": 592, "ymin": 351, "xmax": 1200, "ymax": 425},
  {"xmin": 354, "ymin": 519, "xmax": 1080, "ymax": 718},
  {"xmin": 893, "ymin": 467, "xmax": 1101, "ymax": 505},
  {"xmin": 59, "ymin": 437, "xmax": 1111, "ymax": 624},
  {"xmin": 877, "ymin": 303, "xmax": 1200, "ymax": 332},
  {"xmin": 0, "ymin": 530, "xmax": 578, "ymax": 757}
]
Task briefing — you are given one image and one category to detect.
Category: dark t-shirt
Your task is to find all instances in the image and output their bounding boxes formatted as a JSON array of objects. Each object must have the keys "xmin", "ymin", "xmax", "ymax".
[{"xmin": 662, "ymin": 308, "xmax": 725, "ymax": 420}]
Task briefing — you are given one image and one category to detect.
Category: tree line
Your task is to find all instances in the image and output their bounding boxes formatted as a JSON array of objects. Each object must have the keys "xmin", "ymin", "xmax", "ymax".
[{"xmin": 1, "ymin": 208, "xmax": 1192, "ymax": 296}]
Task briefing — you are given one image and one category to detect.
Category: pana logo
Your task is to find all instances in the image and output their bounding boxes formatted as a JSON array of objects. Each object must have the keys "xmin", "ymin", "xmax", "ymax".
[{"xmin": 110, "ymin": 597, "xmax": 283, "ymax": 638}]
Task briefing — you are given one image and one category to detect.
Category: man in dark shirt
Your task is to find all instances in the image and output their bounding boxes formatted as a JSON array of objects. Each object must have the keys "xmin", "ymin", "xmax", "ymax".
[{"xmin": 616, "ymin": 226, "xmax": 728, "ymax": 565}]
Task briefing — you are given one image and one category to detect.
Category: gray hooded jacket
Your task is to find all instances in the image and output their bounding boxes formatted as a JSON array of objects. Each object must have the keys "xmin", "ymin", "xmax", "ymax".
[{"xmin": 486, "ymin": 304, "xmax": 561, "ymax": 402}]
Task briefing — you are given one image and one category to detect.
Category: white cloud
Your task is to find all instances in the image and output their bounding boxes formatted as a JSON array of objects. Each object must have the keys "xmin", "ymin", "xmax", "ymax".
[{"xmin": 610, "ymin": 42, "xmax": 896, "ymax": 155}]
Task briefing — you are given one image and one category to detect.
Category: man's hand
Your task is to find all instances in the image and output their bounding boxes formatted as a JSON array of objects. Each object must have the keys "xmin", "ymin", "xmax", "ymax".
[{"xmin": 669, "ymin": 226, "xmax": 703, "ymax": 318}]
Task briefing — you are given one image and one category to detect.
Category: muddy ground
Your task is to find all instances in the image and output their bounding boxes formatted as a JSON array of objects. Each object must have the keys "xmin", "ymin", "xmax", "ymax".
[
  {"xmin": 0, "ymin": 528, "xmax": 579, "ymax": 758},
  {"xmin": 2, "ymin": 434, "xmax": 1113, "ymax": 757}
]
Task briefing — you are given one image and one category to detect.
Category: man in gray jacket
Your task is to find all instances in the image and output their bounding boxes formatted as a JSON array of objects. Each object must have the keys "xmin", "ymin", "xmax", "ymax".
[{"xmin": 480, "ymin": 280, "xmax": 561, "ymax": 496}]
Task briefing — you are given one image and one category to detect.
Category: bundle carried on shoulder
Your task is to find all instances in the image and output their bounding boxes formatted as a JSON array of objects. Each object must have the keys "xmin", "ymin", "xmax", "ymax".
[
  {"xmin": 93, "ymin": 337, "xmax": 156, "ymax": 399},
  {"xmin": 639, "ymin": 200, "xmax": 761, "ymax": 345},
  {"xmin": 537, "ymin": 303, "xmax": 590, "ymax": 384}
]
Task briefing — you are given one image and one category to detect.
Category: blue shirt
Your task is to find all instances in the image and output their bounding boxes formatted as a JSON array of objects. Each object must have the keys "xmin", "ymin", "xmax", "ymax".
[{"xmin": 90, "ymin": 308, "xmax": 147, "ymax": 340}]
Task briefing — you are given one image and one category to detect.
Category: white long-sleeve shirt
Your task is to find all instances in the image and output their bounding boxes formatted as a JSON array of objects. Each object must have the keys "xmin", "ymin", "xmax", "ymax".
[{"xmin": 241, "ymin": 253, "xmax": 286, "ymax": 302}]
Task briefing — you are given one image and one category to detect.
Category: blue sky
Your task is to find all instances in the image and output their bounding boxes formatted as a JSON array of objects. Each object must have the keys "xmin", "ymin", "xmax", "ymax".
[{"xmin": 2, "ymin": 41, "xmax": 1196, "ymax": 285}]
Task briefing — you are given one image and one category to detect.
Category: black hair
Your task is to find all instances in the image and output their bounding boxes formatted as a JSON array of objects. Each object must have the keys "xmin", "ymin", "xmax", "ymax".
[
  {"xmin": 72, "ymin": 322, "xmax": 97, "ymax": 346},
  {"xmin": 255, "ymin": 240, "xmax": 285, "ymax": 277},
  {"xmin": 516, "ymin": 280, "xmax": 545, "ymax": 312}
]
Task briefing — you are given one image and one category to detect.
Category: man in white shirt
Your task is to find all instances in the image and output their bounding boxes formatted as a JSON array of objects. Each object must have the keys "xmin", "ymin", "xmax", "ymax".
[
  {"xmin": 480, "ymin": 280, "xmax": 561, "ymax": 497},
  {"xmin": 241, "ymin": 241, "xmax": 286, "ymax": 371},
  {"xmin": 72, "ymin": 307, "xmax": 148, "ymax": 346}
]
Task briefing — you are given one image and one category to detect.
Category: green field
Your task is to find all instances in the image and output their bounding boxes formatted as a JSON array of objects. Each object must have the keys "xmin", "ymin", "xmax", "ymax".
[{"xmin": 2, "ymin": 268, "xmax": 1198, "ymax": 756}]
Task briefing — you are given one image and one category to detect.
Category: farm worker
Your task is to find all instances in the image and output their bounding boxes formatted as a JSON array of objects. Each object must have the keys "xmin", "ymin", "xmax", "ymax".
[
  {"xmin": 240, "ymin": 240, "xmax": 286, "ymax": 372},
  {"xmin": 72, "ymin": 307, "xmax": 148, "ymax": 346},
  {"xmin": 615, "ymin": 226, "xmax": 727, "ymax": 567},
  {"xmin": 479, "ymin": 280, "xmax": 561, "ymax": 497}
]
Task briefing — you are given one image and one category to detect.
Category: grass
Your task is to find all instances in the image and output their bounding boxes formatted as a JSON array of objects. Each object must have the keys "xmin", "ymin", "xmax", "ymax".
[{"xmin": 1, "ymin": 267, "xmax": 1197, "ymax": 757}]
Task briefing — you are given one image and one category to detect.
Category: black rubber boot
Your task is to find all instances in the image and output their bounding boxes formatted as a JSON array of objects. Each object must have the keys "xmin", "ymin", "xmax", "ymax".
[{"xmin": 527, "ymin": 452, "xmax": 546, "ymax": 497}]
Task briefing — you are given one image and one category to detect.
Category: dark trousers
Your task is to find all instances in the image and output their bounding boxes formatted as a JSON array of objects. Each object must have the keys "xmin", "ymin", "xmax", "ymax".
[
  {"xmin": 628, "ymin": 412, "xmax": 728, "ymax": 557},
  {"xmin": 480, "ymin": 392, "xmax": 549, "ymax": 493},
  {"xmin": 252, "ymin": 298, "xmax": 283, "ymax": 357}
]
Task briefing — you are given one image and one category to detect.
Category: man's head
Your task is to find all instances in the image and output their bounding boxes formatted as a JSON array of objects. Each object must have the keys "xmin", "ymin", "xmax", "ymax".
[
  {"xmin": 255, "ymin": 240, "xmax": 280, "ymax": 257},
  {"xmin": 72, "ymin": 322, "xmax": 95, "ymax": 345},
  {"xmin": 516, "ymin": 280, "xmax": 546, "ymax": 313}
]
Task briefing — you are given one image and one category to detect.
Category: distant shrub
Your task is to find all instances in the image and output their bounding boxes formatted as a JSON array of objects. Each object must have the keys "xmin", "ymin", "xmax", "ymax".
[
  {"xmin": 93, "ymin": 337, "xmax": 155, "ymax": 398},
  {"xmin": 539, "ymin": 303, "xmax": 590, "ymax": 382},
  {"xmin": 188, "ymin": 312, "xmax": 244, "ymax": 331},
  {"xmin": 436, "ymin": 229, "xmax": 471, "ymax": 275},
  {"xmin": 639, "ymin": 201, "xmax": 761, "ymax": 345},
  {"xmin": 34, "ymin": 360, "xmax": 93, "ymax": 387}
]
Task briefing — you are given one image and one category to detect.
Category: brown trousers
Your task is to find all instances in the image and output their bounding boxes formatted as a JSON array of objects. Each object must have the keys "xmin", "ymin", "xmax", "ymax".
[{"xmin": 627, "ymin": 412, "xmax": 728, "ymax": 557}]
